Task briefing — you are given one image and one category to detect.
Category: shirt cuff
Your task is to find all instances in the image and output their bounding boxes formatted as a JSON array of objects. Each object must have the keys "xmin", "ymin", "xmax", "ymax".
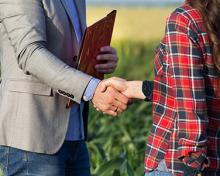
[
  {"xmin": 83, "ymin": 78, "xmax": 101, "ymax": 102},
  {"xmin": 180, "ymin": 151, "xmax": 209, "ymax": 174},
  {"xmin": 182, "ymin": 152, "xmax": 208, "ymax": 166},
  {"xmin": 142, "ymin": 80, "xmax": 154, "ymax": 101}
]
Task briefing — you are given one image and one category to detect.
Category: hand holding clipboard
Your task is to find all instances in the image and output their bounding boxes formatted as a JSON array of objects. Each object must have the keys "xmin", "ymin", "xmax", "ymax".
[{"xmin": 77, "ymin": 10, "xmax": 117, "ymax": 80}]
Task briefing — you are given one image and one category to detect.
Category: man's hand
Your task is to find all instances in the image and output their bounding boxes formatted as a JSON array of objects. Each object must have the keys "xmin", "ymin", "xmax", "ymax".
[
  {"xmin": 95, "ymin": 46, "xmax": 118, "ymax": 74},
  {"xmin": 92, "ymin": 80, "xmax": 129, "ymax": 117}
]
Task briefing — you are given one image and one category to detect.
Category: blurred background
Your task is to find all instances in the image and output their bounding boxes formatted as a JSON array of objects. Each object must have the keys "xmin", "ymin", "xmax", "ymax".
[{"xmin": 86, "ymin": 0, "xmax": 183, "ymax": 175}]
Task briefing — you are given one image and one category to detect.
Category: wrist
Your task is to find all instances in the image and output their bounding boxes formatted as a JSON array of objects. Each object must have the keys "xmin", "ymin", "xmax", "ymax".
[{"xmin": 126, "ymin": 81, "xmax": 145, "ymax": 99}]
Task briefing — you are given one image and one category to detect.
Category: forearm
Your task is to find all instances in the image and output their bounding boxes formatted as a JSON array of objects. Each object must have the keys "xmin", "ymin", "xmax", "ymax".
[{"xmin": 21, "ymin": 43, "xmax": 92, "ymax": 103}]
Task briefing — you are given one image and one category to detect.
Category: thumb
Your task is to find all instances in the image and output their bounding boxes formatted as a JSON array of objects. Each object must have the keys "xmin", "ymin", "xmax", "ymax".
[
  {"xmin": 99, "ymin": 81, "xmax": 108, "ymax": 92},
  {"xmin": 101, "ymin": 79, "xmax": 127, "ymax": 92}
]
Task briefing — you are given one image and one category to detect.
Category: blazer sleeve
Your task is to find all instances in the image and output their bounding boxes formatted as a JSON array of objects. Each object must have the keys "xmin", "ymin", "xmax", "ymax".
[{"xmin": 0, "ymin": 0, "xmax": 92, "ymax": 103}]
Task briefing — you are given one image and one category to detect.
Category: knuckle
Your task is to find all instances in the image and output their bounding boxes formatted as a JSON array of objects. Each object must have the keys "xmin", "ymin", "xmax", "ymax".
[
  {"xmin": 121, "ymin": 105, "xmax": 126, "ymax": 110},
  {"xmin": 102, "ymin": 105, "xmax": 108, "ymax": 111},
  {"xmin": 112, "ymin": 92, "xmax": 116, "ymax": 98},
  {"xmin": 108, "ymin": 98, "xmax": 114, "ymax": 104},
  {"xmin": 124, "ymin": 98, "xmax": 129, "ymax": 104},
  {"xmin": 119, "ymin": 109, "xmax": 123, "ymax": 113},
  {"xmin": 123, "ymin": 105, "xmax": 128, "ymax": 110},
  {"xmin": 112, "ymin": 113, "xmax": 117, "ymax": 117}
]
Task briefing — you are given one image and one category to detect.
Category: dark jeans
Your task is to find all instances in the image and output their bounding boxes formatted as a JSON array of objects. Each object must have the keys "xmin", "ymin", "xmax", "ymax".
[{"xmin": 0, "ymin": 141, "xmax": 90, "ymax": 176}]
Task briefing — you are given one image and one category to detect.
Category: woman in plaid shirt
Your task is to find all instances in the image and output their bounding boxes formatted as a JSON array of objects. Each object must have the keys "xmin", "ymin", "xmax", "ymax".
[{"xmin": 102, "ymin": 0, "xmax": 220, "ymax": 175}]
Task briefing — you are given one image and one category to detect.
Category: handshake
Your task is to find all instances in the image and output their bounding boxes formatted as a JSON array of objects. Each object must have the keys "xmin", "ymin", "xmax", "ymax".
[{"xmin": 91, "ymin": 77, "xmax": 146, "ymax": 116}]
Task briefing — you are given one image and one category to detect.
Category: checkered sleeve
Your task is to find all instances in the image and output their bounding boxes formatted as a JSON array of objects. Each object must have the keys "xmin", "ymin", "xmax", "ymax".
[{"xmin": 166, "ymin": 13, "xmax": 209, "ymax": 167}]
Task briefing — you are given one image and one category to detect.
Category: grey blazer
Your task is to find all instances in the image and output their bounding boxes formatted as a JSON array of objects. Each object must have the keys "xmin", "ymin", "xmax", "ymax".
[{"xmin": 0, "ymin": 0, "xmax": 92, "ymax": 154}]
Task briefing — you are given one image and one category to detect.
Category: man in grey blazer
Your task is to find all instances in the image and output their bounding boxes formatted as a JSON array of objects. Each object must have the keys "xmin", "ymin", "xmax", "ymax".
[{"xmin": 0, "ymin": 0, "xmax": 128, "ymax": 175}]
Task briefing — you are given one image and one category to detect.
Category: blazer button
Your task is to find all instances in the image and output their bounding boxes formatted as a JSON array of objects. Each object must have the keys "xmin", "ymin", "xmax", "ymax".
[{"xmin": 58, "ymin": 90, "xmax": 63, "ymax": 94}]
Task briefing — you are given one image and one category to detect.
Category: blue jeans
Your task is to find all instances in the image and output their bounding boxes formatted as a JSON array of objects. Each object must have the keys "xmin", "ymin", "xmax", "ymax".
[
  {"xmin": 145, "ymin": 160, "xmax": 172, "ymax": 176},
  {"xmin": 0, "ymin": 141, "xmax": 90, "ymax": 176}
]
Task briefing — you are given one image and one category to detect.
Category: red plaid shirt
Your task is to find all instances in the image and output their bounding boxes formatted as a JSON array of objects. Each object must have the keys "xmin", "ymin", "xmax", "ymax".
[{"xmin": 144, "ymin": 3, "xmax": 220, "ymax": 175}]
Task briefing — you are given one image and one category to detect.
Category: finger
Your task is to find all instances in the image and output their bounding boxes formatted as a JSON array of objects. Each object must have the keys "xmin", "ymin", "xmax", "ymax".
[
  {"xmin": 97, "ymin": 54, "xmax": 118, "ymax": 62},
  {"xmin": 99, "ymin": 81, "xmax": 113, "ymax": 92},
  {"xmin": 112, "ymin": 106, "xmax": 123, "ymax": 114},
  {"xmin": 109, "ymin": 106, "xmax": 118, "ymax": 112},
  {"xmin": 112, "ymin": 99, "xmax": 127, "ymax": 111},
  {"xmin": 105, "ymin": 77, "xmax": 127, "ymax": 82},
  {"xmin": 117, "ymin": 108, "xmax": 123, "ymax": 114},
  {"xmin": 102, "ymin": 109, "xmax": 118, "ymax": 117},
  {"xmin": 99, "ymin": 82, "xmax": 108, "ymax": 93},
  {"xmin": 96, "ymin": 68, "xmax": 115, "ymax": 74},
  {"xmin": 105, "ymin": 110, "xmax": 118, "ymax": 117},
  {"xmin": 99, "ymin": 79, "xmax": 124, "ymax": 93},
  {"xmin": 95, "ymin": 63, "xmax": 116, "ymax": 70},
  {"xmin": 111, "ymin": 77, "xmax": 127, "ymax": 82},
  {"xmin": 101, "ymin": 79, "xmax": 127, "ymax": 92},
  {"xmin": 100, "ymin": 46, "xmax": 117, "ymax": 54},
  {"xmin": 110, "ymin": 105, "xmax": 123, "ymax": 114},
  {"xmin": 114, "ymin": 91, "xmax": 129, "ymax": 105}
]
